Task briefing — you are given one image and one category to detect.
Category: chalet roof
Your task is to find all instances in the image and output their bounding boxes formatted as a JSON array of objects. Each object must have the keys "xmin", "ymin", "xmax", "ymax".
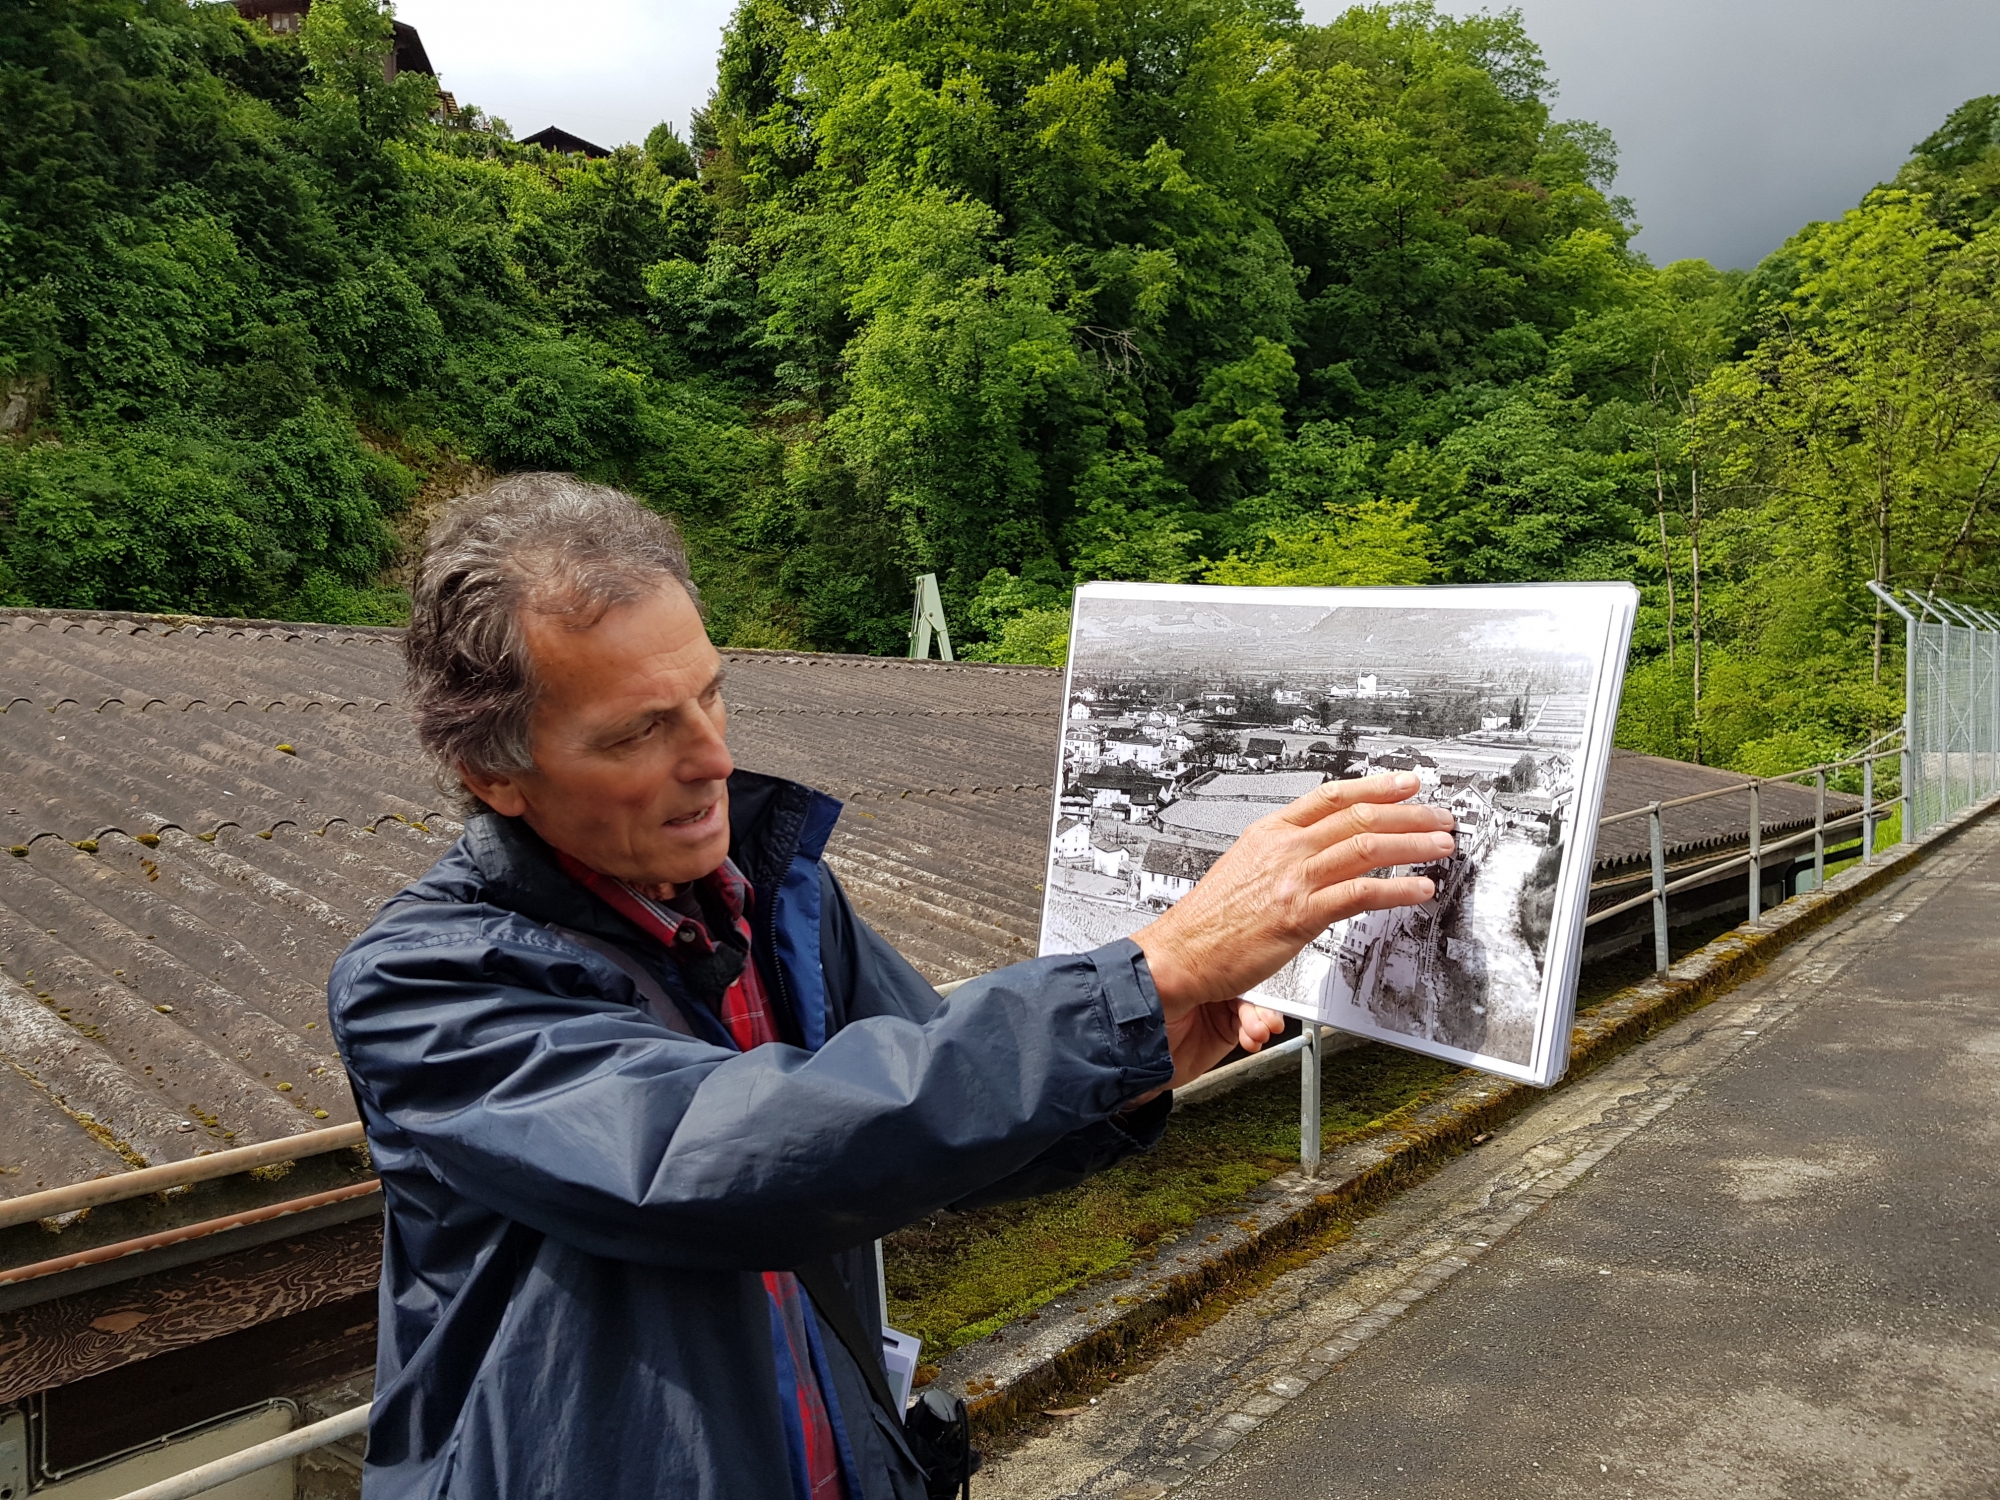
[
  {"xmin": 1141, "ymin": 840, "xmax": 1222, "ymax": 879},
  {"xmin": 232, "ymin": 3, "xmax": 435, "ymax": 78},
  {"xmin": 1243, "ymin": 737, "xmax": 1284, "ymax": 755},
  {"xmin": 1187, "ymin": 771, "xmax": 1326, "ymax": 802},
  {"xmin": 1158, "ymin": 799, "xmax": 1266, "ymax": 840},
  {"xmin": 1074, "ymin": 769, "xmax": 1165, "ymax": 795},
  {"xmin": 521, "ymin": 126, "xmax": 612, "ymax": 158}
]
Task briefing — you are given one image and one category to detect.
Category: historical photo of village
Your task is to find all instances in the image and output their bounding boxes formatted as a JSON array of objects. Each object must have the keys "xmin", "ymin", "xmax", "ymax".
[{"xmin": 1038, "ymin": 582, "xmax": 1635, "ymax": 1084}]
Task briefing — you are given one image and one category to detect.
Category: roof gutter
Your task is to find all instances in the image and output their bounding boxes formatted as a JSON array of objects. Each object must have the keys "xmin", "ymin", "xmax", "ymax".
[
  {"xmin": 0, "ymin": 1123, "xmax": 364, "ymax": 1231},
  {"xmin": 0, "ymin": 1178, "xmax": 381, "ymax": 1294}
]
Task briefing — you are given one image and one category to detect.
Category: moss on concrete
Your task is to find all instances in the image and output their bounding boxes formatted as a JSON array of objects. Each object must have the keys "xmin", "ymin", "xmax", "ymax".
[{"xmin": 884, "ymin": 1043, "xmax": 1461, "ymax": 1361}]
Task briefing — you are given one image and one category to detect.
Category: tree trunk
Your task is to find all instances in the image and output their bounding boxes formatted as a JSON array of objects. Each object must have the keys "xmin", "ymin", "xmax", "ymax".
[
  {"xmin": 1690, "ymin": 459, "xmax": 1703, "ymax": 765},
  {"xmin": 1649, "ymin": 356, "xmax": 1678, "ymax": 669},
  {"xmin": 1871, "ymin": 394, "xmax": 1903, "ymax": 687},
  {"xmin": 1687, "ymin": 390, "xmax": 1703, "ymax": 765}
]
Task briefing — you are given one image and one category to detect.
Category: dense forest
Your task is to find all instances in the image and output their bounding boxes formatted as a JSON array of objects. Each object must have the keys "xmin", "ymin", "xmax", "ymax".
[{"xmin": 4, "ymin": 0, "xmax": 1999, "ymax": 770}]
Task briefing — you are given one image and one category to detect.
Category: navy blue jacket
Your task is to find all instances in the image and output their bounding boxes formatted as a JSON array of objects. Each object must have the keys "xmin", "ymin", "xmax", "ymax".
[{"xmin": 329, "ymin": 770, "xmax": 1175, "ymax": 1499}]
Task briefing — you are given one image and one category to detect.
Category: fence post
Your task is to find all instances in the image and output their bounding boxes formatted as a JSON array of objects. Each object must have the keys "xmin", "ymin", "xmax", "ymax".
[
  {"xmin": 1987, "ymin": 609, "xmax": 2000, "ymax": 801},
  {"xmin": 1862, "ymin": 756, "xmax": 1875, "ymax": 866},
  {"xmin": 1813, "ymin": 769, "xmax": 1826, "ymax": 890},
  {"xmin": 1300, "ymin": 1025, "xmax": 1322, "ymax": 1179},
  {"xmin": 1870, "ymin": 584, "xmax": 1919, "ymax": 840},
  {"xmin": 1648, "ymin": 801, "xmax": 1668, "ymax": 973},
  {"xmin": 1747, "ymin": 782, "xmax": 1763, "ymax": 922},
  {"xmin": 1989, "ymin": 610, "xmax": 1999, "ymax": 799}
]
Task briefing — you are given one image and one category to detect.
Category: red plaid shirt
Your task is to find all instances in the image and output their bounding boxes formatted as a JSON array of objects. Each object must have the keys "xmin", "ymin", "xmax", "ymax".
[{"xmin": 558, "ymin": 852, "xmax": 847, "ymax": 1500}]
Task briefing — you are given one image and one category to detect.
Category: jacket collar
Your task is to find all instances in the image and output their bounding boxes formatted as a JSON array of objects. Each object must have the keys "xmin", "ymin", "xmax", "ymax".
[{"xmin": 461, "ymin": 769, "xmax": 841, "ymax": 940}]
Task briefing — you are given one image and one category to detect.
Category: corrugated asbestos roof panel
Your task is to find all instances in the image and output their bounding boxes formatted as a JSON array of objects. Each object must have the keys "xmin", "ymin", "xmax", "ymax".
[
  {"xmin": 1591, "ymin": 748, "xmax": 1860, "ymax": 870},
  {"xmin": 0, "ymin": 610, "xmax": 1856, "ymax": 1199},
  {"xmin": 0, "ymin": 616, "xmax": 1067, "ymax": 1196}
]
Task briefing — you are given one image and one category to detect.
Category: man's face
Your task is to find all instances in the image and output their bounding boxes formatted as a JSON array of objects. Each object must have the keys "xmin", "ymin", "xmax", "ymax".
[{"xmin": 461, "ymin": 582, "xmax": 733, "ymax": 890}]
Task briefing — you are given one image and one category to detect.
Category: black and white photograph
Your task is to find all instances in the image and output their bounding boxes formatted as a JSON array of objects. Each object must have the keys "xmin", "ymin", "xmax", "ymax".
[{"xmin": 1040, "ymin": 582, "xmax": 1636, "ymax": 1085}]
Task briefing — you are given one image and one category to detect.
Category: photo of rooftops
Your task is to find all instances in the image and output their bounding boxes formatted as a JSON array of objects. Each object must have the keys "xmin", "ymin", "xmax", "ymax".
[{"xmin": 1041, "ymin": 584, "xmax": 1633, "ymax": 1079}]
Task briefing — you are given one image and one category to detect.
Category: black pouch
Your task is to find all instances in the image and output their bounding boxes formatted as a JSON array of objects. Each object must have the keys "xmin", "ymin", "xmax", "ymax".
[
  {"xmin": 901, "ymin": 1385, "xmax": 981, "ymax": 1500},
  {"xmin": 795, "ymin": 1258, "xmax": 982, "ymax": 1498}
]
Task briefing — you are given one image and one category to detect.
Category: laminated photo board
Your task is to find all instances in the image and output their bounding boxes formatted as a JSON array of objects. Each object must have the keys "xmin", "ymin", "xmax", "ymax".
[{"xmin": 1037, "ymin": 582, "xmax": 1637, "ymax": 1087}]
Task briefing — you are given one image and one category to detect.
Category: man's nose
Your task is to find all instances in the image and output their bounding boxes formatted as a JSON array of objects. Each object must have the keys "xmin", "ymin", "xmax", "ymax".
[{"xmin": 677, "ymin": 708, "xmax": 735, "ymax": 783}]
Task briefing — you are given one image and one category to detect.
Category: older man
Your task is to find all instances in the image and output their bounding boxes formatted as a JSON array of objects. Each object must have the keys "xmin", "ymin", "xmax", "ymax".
[{"xmin": 330, "ymin": 473, "xmax": 1454, "ymax": 1500}]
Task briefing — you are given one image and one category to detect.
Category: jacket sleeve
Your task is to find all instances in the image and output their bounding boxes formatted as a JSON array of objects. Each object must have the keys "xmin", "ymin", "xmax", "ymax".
[
  {"xmin": 330, "ymin": 898, "xmax": 1174, "ymax": 1271},
  {"xmin": 814, "ymin": 864, "xmax": 1174, "ymax": 1209}
]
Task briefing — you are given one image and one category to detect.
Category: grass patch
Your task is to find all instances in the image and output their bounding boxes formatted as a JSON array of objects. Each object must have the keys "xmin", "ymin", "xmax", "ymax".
[{"xmin": 884, "ymin": 1042, "xmax": 1462, "ymax": 1361}]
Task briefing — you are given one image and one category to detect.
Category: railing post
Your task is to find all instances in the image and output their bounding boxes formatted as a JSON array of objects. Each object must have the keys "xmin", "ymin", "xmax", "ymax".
[
  {"xmin": 1648, "ymin": 801, "xmax": 1668, "ymax": 973},
  {"xmin": 1300, "ymin": 1024, "xmax": 1322, "ymax": 1179},
  {"xmin": 1747, "ymin": 782, "xmax": 1763, "ymax": 922},
  {"xmin": 1813, "ymin": 769, "xmax": 1826, "ymax": 890},
  {"xmin": 1862, "ymin": 755, "xmax": 1875, "ymax": 866}
]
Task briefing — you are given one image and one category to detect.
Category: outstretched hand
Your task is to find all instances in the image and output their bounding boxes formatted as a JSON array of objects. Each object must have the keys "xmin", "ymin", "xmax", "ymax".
[
  {"xmin": 1129, "ymin": 771, "xmax": 1454, "ymax": 1092},
  {"xmin": 1122, "ymin": 996, "xmax": 1287, "ymax": 1109}
]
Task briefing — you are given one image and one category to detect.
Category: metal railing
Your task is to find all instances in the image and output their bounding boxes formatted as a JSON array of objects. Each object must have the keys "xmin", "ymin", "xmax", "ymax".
[
  {"xmin": 74, "ymin": 587, "xmax": 2000, "ymax": 1497},
  {"xmin": 107, "ymin": 1404, "xmax": 369, "ymax": 1500},
  {"xmin": 1583, "ymin": 727, "xmax": 1905, "ymax": 965}
]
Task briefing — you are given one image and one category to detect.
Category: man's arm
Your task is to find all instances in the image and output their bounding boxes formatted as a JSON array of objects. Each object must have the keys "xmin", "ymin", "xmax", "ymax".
[
  {"xmin": 815, "ymin": 861, "xmax": 1176, "ymax": 1209},
  {"xmin": 331, "ymin": 906, "xmax": 1173, "ymax": 1272}
]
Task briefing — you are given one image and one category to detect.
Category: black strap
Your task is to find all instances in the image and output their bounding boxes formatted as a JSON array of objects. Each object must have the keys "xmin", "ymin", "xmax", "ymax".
[
  {"xmin": 794, "ymin": 1256, "xmax": 902, "ymax": 1423},
  {"xmin": 547, "ymin": 923, "xmax": 696, "ymax": 1036}
]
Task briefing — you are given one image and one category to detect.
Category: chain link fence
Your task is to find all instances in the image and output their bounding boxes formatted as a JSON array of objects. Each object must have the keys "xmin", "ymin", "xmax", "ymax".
[{"xmin": 1872, "ymin": 585, "xmax": 2000, "ymax": 836}]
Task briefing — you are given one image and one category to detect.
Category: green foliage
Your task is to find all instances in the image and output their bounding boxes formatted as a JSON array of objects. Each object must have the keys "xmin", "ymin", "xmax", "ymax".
[
  {"xmin": 2, "ymin": 0, "xmax": 1995, "ymax": 779},
  {"xmin": 961, "ymin": 562, "xmax": 1073, "ymax": 664},
  {"xmin": 1205, "ymin": 498, "xmax": 1434, "ymax": 587}
]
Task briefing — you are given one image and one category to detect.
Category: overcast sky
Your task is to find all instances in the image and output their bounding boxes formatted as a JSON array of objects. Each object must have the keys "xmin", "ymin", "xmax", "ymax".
[{"xmin": 395, "ymin": 0, "xmax": 2000, "ymax": 271}]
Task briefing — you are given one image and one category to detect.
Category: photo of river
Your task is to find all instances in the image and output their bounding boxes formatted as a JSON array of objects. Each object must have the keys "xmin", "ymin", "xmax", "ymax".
[{"xmin": 1039, "ymin": 581, "xmax": 1635, "ymax": 1084}]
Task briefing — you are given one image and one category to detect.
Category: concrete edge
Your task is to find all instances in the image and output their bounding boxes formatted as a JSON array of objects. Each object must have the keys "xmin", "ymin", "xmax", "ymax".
[{"xmin": 939, "ymin": 792, "xmax": 2000, "ymax": 1434}]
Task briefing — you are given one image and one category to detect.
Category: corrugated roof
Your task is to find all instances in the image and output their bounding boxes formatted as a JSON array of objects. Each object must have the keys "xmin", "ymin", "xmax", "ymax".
[
  {"xmin": 0, "ymin": 609, "xmax": 1854, "ymax": 1202},
  {"xmin": 0, "ymin": 612, "xmax": 1062, "ymax": 1200}
]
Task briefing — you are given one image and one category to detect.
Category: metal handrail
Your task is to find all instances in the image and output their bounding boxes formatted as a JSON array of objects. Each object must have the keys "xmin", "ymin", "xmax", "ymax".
[
  {"xmin": 1595, "ymin": 731, "xmax": 1902, "ymax": 827},
  {"xmin": 109, "ymin": 1403, "xmax": 370, "ymax": 1500},
  {"xmin": 14, "ymin": 734, "xmax": 1907, "ymax": 1226},
  {"xmin": 1585, "ymin": 734, "xmax": 1906, "ymax": 966}
]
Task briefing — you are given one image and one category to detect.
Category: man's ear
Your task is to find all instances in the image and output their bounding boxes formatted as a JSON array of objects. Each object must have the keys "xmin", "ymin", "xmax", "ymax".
[{"xmin": 459, "ymin": 764, "xmax": 529, "ymax": 818}]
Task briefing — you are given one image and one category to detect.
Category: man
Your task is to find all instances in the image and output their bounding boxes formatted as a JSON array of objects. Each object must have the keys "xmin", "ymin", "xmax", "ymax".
[{"xmin": 330, "ymin": 473, "xmax": 1455, "ymax": 1499}]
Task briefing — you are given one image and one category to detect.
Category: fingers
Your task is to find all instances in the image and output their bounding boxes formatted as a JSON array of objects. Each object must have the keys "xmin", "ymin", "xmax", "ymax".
[
  {"xmin": 1304, "ymin": 873, "xmax": 1438, "ymax": 930},
  {"xmin": 1275, "ymin": 770, "xmax": 1423, "ymax": 827},
  {"xmin": 1228, "ymin": 999, "xmax": 1287, "ymax": 1054},
  {"xmin": 1278, "ymin": 790, "xmax": 1457, "ymax": 859},
  {"xmin": 1301, "ymin": 826, "xmax": 1457, "ymax": 887}
]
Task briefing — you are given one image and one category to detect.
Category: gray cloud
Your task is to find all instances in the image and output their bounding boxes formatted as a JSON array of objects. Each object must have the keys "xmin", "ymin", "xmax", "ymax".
[{"xmin": 1422, "ymin": 0, "xmax": 2000, "ymax": 269}]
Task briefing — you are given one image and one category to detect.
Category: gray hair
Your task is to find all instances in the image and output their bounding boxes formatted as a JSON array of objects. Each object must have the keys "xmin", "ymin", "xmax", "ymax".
[{"xmin": 406, "ymin": 473, "xmax": 698, "ymax": 785}]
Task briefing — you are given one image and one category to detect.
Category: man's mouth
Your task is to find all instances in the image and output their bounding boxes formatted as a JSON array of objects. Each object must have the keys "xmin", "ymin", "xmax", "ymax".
[{"xmin": 664, "ymin": 803, "xmax": 719, "ymax": 829}]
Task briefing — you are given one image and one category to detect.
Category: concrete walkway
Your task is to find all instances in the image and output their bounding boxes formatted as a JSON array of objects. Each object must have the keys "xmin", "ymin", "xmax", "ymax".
[{"xmin": 985, "ymin": 814, "xmax": 2000, "ymax": 1500}]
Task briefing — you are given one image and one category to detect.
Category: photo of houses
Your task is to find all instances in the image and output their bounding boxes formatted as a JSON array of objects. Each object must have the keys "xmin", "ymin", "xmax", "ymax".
[{"xmin": 1039, "ymin": 582, "xmax": 1635, "ymax": 1083}]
